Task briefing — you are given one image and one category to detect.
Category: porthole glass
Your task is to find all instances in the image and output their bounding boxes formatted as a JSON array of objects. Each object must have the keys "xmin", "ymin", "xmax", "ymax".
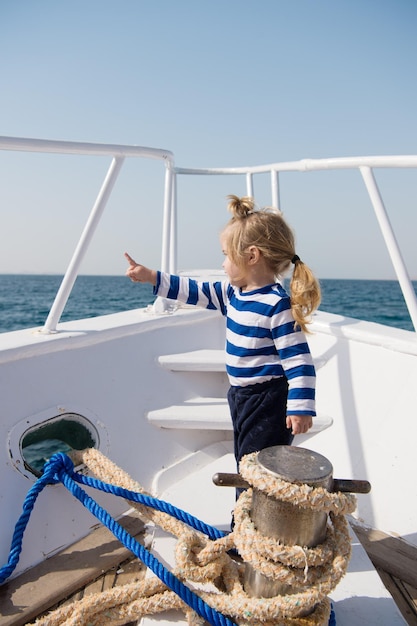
[{"xmin": 21, "ymin": 413, "xmax": 98, "ymax": 476}]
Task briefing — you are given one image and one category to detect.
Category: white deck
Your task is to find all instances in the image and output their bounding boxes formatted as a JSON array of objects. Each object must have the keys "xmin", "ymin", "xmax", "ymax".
[{"xmin": 141, "ymin": 442, "xmax": 406, "ymax": 626}]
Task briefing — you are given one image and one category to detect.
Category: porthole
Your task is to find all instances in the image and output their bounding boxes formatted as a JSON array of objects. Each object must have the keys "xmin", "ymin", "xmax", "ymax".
[
  {"xmin": 21, "ymin": 414, "xmax": 98, "ymax": 476},
  {"xmin": 8, "ymin": 407, "xmax": 109, "ymax": 480}
]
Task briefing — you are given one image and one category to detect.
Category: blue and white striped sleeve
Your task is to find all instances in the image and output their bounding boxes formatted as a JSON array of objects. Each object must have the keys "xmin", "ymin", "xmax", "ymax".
[
  {"xmin": 153, "ymin": 271, "xmax": 228, "ymax": 315},
  {"xmin": 271, "ymin": 303, "xmax": 316, "ymax": 416}
]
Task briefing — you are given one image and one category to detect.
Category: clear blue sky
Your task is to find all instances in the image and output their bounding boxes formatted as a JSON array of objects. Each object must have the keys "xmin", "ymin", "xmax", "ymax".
[{"xmin": 0, "ymin": 0, "xmax": 416, "ymax": 279}]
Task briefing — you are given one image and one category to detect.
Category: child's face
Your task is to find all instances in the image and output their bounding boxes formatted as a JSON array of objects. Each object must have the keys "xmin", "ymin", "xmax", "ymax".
[{"xmin": 220, "ymin": 232, "xmax": 247, "ymax": 288}]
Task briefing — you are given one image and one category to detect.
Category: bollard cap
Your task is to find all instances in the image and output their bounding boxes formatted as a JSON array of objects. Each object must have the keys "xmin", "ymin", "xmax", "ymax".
[{"xmin": 256, "ymin": 446, "xmax": 333, "ymax": 487}]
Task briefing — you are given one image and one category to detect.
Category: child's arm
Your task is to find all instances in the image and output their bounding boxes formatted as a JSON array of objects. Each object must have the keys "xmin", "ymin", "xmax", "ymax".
[
  {"xmin": 126, "ymin": 252, "xmax": 229, "ymax": 315},
  {"xmin": 286, "ymin": 414, "xmax": 313, "ymax": 435},
  {"xmin": 125, "ymin": 252, "xmax": 157, "ymax": 286}
]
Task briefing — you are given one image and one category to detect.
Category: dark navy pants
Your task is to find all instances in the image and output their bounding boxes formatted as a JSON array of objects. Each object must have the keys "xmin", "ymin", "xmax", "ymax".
[
  {"xmin": 227, "ymin": 377, "xmax": 294, "ymax": 525},
  {"xmin": 227, "ymin": 376, "xmax": 294, "ymax": 469}
]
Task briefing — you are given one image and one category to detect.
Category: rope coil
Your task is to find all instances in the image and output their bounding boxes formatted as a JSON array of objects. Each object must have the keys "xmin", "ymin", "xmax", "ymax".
[{"xmin": 0, "ymin": 448, "xmax": 351, "ymax": 625}]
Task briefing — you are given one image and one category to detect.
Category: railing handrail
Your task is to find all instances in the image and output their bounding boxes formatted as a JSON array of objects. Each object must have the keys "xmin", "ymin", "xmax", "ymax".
[
  {"xmin": 0, "ymin": 136, "xmax": 416, "ymax": 334},
  {"xmin": 0, "ymin": 135, "xmax": 174, "ymax": 162},
  {"xmin": 1, "ymin": 136, "xmax": 414, "ymax": 171},
  {"xmin": 175, "ymin": 154, "xmax": 417, "ymax": 176}
]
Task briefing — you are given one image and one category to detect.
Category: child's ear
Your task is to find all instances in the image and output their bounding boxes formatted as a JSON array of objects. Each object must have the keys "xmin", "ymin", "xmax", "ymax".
[{"xmin": 247, "ymin": 246, "xmax": 261, "ymax": 264}]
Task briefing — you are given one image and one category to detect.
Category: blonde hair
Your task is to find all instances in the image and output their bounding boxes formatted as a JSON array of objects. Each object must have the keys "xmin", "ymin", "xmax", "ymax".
[{"xmin": 223, "ymin": 195, "xmax": 321, "ymax": 333}]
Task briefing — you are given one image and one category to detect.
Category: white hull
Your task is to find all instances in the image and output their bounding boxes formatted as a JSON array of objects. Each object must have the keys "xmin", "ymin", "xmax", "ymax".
[{"xmin": 1, "ymin": 305, "xmax": 416, "ymax": 564}]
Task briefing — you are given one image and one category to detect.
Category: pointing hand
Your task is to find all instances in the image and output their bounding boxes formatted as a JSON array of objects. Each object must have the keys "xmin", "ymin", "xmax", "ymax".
[{"xmin": 124, "ymin": 253, "xmax": 157, "ymax": 285}]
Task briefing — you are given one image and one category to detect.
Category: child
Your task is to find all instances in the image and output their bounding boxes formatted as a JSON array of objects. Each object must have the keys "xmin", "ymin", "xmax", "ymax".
[{"xmin": 125, "ymin": 195, "xmax": 321, "ymax": 472}]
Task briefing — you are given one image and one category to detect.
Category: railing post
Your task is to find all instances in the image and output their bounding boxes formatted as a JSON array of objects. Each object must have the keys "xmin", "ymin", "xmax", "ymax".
[
  {"xmin": 42, "ymin": 156, "xmax": 125, "ymax": 333},
  {"xmin": 169, "ymin": 173, "xmax": 177, "ymax": 273},
  {"xmin": 360, "ymin": 166, "xmax": 417, "ymax": 333},
  {"xmin": 246, "ymin": 172, "xmax": 254, "ymax": 198},
  {"xmin": 271, "ymin": 170, "xmax": 280, "ymax": 210},
  {"xmin": 161, "ymin": 163, "xmax": 174, "ymax": 273}
]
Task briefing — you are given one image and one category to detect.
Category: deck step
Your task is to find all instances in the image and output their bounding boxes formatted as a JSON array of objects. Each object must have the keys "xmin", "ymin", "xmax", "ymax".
[
  {"xmin": 147, "ymin": 397, "xmax": 333, "ymax": 434},
  {"xmin": 147, "ymin": 397, "xmax": 231, "ymax": 430},
  {"xmin": 158, "ymin": 349, "xmax": 327, "ymax": 373},
  {"xmin": 158, "ymin": 350, "xmax": 225, "ymax": 372}
]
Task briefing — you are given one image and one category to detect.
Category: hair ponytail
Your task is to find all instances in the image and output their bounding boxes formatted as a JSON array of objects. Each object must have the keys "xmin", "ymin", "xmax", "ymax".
[{"xmin": 290, "ymin": 260, "xmax": 321, "ymax": 333}]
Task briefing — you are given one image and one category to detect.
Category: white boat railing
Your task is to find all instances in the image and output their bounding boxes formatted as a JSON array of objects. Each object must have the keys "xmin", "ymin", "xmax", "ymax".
[
  {"xmin": 175, "ymin": 156, "xmax": 417, "ymax": 334},
  {"xmin": 0, "ymin": 137, "xmax": 175, "ymax": 333},
  {"xmin": 0, "ymin": 136, "xmax": 416, "ymax": 334}
]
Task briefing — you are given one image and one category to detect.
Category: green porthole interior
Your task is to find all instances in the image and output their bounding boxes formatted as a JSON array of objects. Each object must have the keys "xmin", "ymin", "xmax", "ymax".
[{"xmin": 21, "ymin": 414, "xmax": 97, "ymax": 476}]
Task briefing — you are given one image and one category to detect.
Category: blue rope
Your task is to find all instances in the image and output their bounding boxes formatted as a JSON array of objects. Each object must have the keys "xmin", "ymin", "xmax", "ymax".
[
  {"xmin": 0, "ymin": 453, "xmax": 235, "ymax": 626},
  {"xmin": 0, "ymin": 453, "xmax": 336, "ymax": 626},
  {"xmin": 71, "ymin": 470, "xmax": 226, "ymax": 541},
  {"xmin": 0, "ymin": 458, "xmax": 60, "ymax": 584}
]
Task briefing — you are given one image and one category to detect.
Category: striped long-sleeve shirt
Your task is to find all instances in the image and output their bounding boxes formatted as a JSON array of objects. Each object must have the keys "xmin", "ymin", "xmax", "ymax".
[{"xmin": 154, "ymin": 271, "xmax": 316, "ymax": 417}]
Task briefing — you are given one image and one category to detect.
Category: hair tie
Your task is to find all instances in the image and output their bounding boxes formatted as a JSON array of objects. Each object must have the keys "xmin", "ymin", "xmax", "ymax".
[{"xmin": 291, "ymin": 254, "xmax": 300, "ymax": 264}]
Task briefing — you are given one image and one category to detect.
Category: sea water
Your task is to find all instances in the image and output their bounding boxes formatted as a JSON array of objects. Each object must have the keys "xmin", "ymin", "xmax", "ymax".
[
  {"xmin": 0, "ymin": 274, "xmax": 416, "ymax": 334},
  {"xmin": 0, "ymin": 274, "xmax": 155, "ymax": 334}
]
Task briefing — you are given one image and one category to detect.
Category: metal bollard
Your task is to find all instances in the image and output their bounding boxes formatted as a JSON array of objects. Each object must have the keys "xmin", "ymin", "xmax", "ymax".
[
  {"xmin": 243, "ymin": 446, "xmax": 333, "ymax": 600},
  {"xmin": 212, "ymin": 445, "xmax": 370, "ymax": 603}
]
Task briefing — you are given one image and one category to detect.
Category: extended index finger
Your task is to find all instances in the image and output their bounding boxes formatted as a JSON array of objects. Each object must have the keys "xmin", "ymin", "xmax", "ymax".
[{"xmin": 124, "ymin": 252, "xmax": 137, "ymax": 267}]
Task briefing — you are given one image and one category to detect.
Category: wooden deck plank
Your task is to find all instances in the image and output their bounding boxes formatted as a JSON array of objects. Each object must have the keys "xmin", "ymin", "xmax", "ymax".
[
  {"xmin": 0, "ymin": 511, "xmax": 145, "ymax": 626},
  {"xmin": 376, "ymin": 568, "xmax": 417, "ymax": 626},
  {"xmin": 44, "ymin": 556, "xmax": 146, "ymax": 626},
  {"xmin": 59, "ymin": 589, "xmax": 83, "ymax": 606},
  {"xmin": 115, "ymin": 558, "xmax": 146, "ymax": 587},
  {"xmin": 102, "ymin": 566, "xmax": 118, "ymax": 591},
  {"xmin": 83, "ymin": 577, "xmax": 104, "ymax": 596},
  {"xmin": 404, "ymin": 581, "xmax": 417, "ymax": 605},
  {"xmin": 351, "ymin": 522, "xmax": 417, "ymax": 587},
  {"xmin": 351, "ymin": 521, "xmax": 417, "ymax": 626}
]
